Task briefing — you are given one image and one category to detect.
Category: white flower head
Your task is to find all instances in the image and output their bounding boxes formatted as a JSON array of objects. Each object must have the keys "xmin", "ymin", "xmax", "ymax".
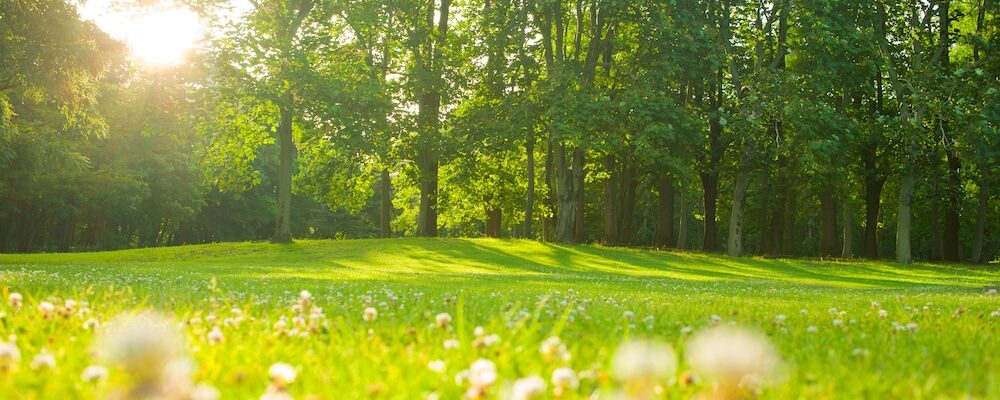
[
  {"xmin": 0, "ymin": 341, "xmax": 20, "ymax": 373},
  {"xmin": 97, "ymin": 312, "xmax": 186, "ymax": 381},
  {"xmin": 363, "ymin": 307, "xmax": 378, "ymax": 322},
  {"xmin": 686, "ymin": 326, "xmax": 781, "ymax": 389},
  {"xmin": 31, "ymin": 352, "xmax": 56, "ymax": 370},
  {"xmin": 269, "ymin": 362, "xmax": 296, "ymax": 385},
  {"xmin": 510, "ymin": 375, "xmax": 546, "ymax": 400},
  {"xmin": 551, "ymin": 367, "xmax": 579, "ymax": 390},
  {"xmin": 81, "ymin": 365, "xmax": 109, "ymax": 382},
  {"xmin": 8, "ymin": 293, "xmax": 23, "ymax": 308},
  {"xmin": 468, "ymin": 359, "xmax": 497, "ymax": 388},
  {"xmin": 428, "ymin": 359, "xmax": 446, "ymax": 373},
  {"xmin": 436, "ymin": 312, "xmax": 452, "ymax": 328},
  {"xmin": 612, "ymin": 339, "xmax": 677, "ymax": 383},
  {"xmin": 207, "ymin": 327, "xmax": 225, "ymax": 345}
]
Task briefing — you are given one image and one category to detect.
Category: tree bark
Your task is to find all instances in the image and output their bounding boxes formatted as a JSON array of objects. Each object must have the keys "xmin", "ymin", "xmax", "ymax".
[
  {"xmin": 617, "ymin": 162, "xmax": 637, "ymax": 245},
  {"xmin": 572, "ymin": 147, "xmax": 586, "ymax": 243},
  {"xmin": 942, "ymin": 149, "xmax": 962, "ymax": 261},
  {"xmin": 701, "ymin": 172, "xmax": 720, "ymax": 252},
  {"xmin": 842, "ymin": 198, "xmax": 853, "ymax": 258},
  {"xmin": 819, "ymin": 187, "xmax": 838, "ymax": 257},
  {"xmin": 971, "ymin": 185, "xmax": 988, "ymax": 263},
  {"xmin": 727, "ymin": 165, "xmax": 751, "ymax": 257},
  {"xmin": 485, "ymin": 205, "xmax": 502, "ymax": 238},
  {"xmin": 678, "ymin": 190, "xmax": 689, "ymax": 250},
  {"xmin": 379, "ymin": 168, "xmax": 392, "ymax": 238},
  {"xmin": 896, "ymin": 166, "xmax": 914, "ymax": 263},
  {"xmin": 863, "ymin": 173, "xmax": 885, "ymax": 259},
  {"xmin": 554, "ymin": 143, "xmax": 576, "ymax": 243},
  {"xmin": 602, "ymin": 155, "xmax": 619, "ymax": 245},
  {"xmin": 523, "ymin": 132, "xmax": 535, "ymax": 238},
  {"xmin": 270, "ymin": 102, "xmax": 294, "ymax": 244},
  {"xmin": 654, "ymin": 175, "xmax": 675, "ymax": 247}
]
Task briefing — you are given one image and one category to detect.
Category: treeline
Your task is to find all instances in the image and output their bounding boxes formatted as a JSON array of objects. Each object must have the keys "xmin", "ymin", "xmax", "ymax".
[{"xmin": 1, "ymin": 0, "xmax": 998, "ymax": 263}]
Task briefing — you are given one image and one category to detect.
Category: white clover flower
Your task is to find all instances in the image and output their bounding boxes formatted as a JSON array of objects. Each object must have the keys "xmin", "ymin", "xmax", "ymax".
[
  {"xmin": 832, "ymin": 319, "xmax": 843, "ymax": 327},
  {"xmin": 83, "ymin": 318, "xmax": 100, "ymax": 331},
  {"xmin": 207, "ymin": 327, "xmax": 225, "ymax": 345},
  {"xmin": 444, "ymin": 339, "xmax": 460, "ymax": 350},
  {"xmin": 7, "ymin": 293, "xmax": 22, "ymax": 308},
  {"xmin": 0, "ymin": 341, "xmax": 21, "ymax": 373},
  {"xmin": 38, "ymin": 301, "xmax": 55, "ymax": 318},
  {"xmin": 363, "ymin": 307, "xmax": 378, "ymax": 322},
  {"xmin": 81, "ymin": 365, "xmax": 109, "ymax": 382},
  {"xmin": 870, "ymin": 301, "xmax": 879, "ymax": 309},
  {"xmin": 680, "ymin": 326, "xmax": 694, "ymax": 335},
  {"xmin": 299, "ymin": 290, "xmax": 312, "ymax": 301},
  {"xmin": 539, "ymin": 336, "xmax": 570, "ymax": 362},
  {"xmin": 623, "ymin": 311, "xmax": 634, "ymax": 319},
  {"xmin": 436, "ymin": 312, "xmax": 452, "ymax": 328},
  {"xmin": 612, "ymin": 339, "xmax": 677, "ymax": 384},
  {"xmin": 710, "ymin": 314, "xmax": 722, "ymax": 325},
  {"xmin": 269, "ymin": 362, "xmax": 296, "ymax": 385},
  {"xmin": 31, "ymin": 352, "xmax": 56, "ymax": 370},
  {"xmin": 991, "ymin": 311, "xmax": 999, "ymax": 318},
  {"xmin": 482, "ymin": 334, "xmax": 501, "ymax": 347},
  {"xmin": 64, "ymin": 299, "xmax": 77, "ymax": 311},
  {"xmin": 799, "ymin": 309, "xmax": 808, "ymax": 315},
  {"xmin": 474, "ymin": 326, "xmax": 485, "ymax": 337},
  {"xmin": 906, "ymin": 322, "xmax": 918, "ymax": 332},
  {"xmin": 774, "ymin": 314, "xmax": 786, "ymax": 324},
  {"xmin": 686, "ymin": 326, "xmax": 781, "ymax": 390},
  {"xmin": 878, "ymin": 310, "xmax": 888, "ymax": 319},
  {"xmin": 510, "ymin": 375, "xmax": 546, "ymax": 400},
  {"xmin": 190, "ymin": 383, "xmax": 221, "ymax": 400},
  {"xmin": 468, "ymin": 359, "xmax": 497, "ymax": 388},
  {"xmin": 806, "ymin": 326, "xmax": 818, "ymax": 333},
  {"xmin": 97, "ymin": 312, "xmax": 186, "ymax": 382},
  {"xmin": 987, "ymin": 288, "xmax": 997, "ymax": 296},
  {"xmin": 290, "ymin": 304, "xmax": 304, "ymax": 314},
  {"xmin": 551, "ymin": 367, "xmax": 579, "ymax": 391},
  {"xmin": 428, "ymin": 359, "xmax": 446, "ymax": 373}
]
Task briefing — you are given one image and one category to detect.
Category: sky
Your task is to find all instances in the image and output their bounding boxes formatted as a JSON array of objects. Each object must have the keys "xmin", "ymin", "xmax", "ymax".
[{"xmin": 77, "ymin": 0, "xmax": 208, "ymax": 66}]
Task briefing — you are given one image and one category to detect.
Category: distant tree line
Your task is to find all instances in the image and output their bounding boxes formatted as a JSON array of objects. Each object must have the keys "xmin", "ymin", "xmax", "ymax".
[{"xmin": 1, "ymin": 0, "xmax": 998, "ymax": 263}]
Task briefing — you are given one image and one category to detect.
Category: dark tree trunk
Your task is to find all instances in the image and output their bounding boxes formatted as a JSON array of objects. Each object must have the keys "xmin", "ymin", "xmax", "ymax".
[
  {"xmin": 485, "ymin": 205, "xmax": 502, "ymax": 238},
  {"xmin": 842, "ymin": 199, "xmax": 853, "ymax": 258},
  {"xmin": 542, "ymin": 137, "xmax": 554, "ymax": 242},
  {"xmin": 270, "ymin": 102, "xmax": 294, "ymax": 244},
  {"xmin": 971, "ymin": 184, "xmax": 988, "ymax": 263},
  {"xmin": 416, "ymin": 148, "xmax": 439, "ymax": 237},
  {"xmin": 677, "ymin": 190, "xmax": 689, "ymax": 249},
  {"xmin": 701, "ymin": 172, "xmax": 720, "ymax": 252},
  {"xmin": 654, "ymin": 175, "xmax": 675, "ymax": 247},
  {"xmin": 573, "ymin": 147, "xmax": 586, "ymax": 243},
  {"xmin": 781, "ymin": 185, "xmax": 798, "ymax": 256},
  {"xmin": 379, "ymin": 168, "xmax": 392, "ymax": 238},
  {"xmin": 863, "ymin": 173, "xmax": 886, "ymax": 259},
  {"xmin": 617, "ymin": 163, "xmax": 637, "ymax": 245},
  {"xmin": 523, "ymin": 132, "xmax": 535, "ymax": 238},
  {"xmin": 602, "ymin": 155, "xmax": 619, "ymax": 245},
  {"xmin": 942, "ymin": 149, "xmax": 962, "ymax": 261},
  {"xmin": 554, "ymin": 143, "xmax": 577, "ymax": 243},
  {"xmin": 819, "ymin": 187, "xmax": 838, "ymax": 257}
]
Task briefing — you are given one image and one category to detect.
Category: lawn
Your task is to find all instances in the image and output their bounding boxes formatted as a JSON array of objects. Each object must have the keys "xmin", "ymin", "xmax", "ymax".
[{"xmin": 0, "ymin": 238, "xmax": 997, "ymax": 399}]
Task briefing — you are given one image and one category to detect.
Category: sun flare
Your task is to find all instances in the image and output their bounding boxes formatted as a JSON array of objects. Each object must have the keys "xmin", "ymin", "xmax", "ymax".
[{"xmin": 79, "ymin": 1, "xmax": 205, "ymax": 67}]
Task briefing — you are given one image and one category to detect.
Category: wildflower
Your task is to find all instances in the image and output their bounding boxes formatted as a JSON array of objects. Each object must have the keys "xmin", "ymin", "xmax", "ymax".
[
  {"xmin": 878, "ymin": 310, "xmax": 888, "ymax": 319},
  {"xmin": 363, "ymin": 307, "xmax": 378, "ymax": 322},
  {"xmin": 987, "ymin": 288, "xmax": 997, "ymax": 296},
  {"xmin": 832, "ymin": 319, "xmax": 843, "ymax": 327},
  {"xmin": 990, "ymin": 311, "xmax": 999, "ymax": 318},
  {"xmin": 551, "ymin": 367, "xmax": 579, "ymax": 396},
  {"xmin": 680, "ymin": 326, "xmax": 694, "ymax": 335},
  {"xmin": 540, "ymin": 336, "xmax": 570, "ymax": 363},
  {"xmin": 474, "ymin": 326, "xmax": 485, "ymax": 337},
  {"xmin": 710, "ymin": 314, "xmax": 722, "ymax": 325},
  {"xmin": 510, "ymin": 375, "xmax": 546, "ymax": 400},
  {"xmin": 774, "ymin": 314, "xmax": 786, "ymax": 324},
  {"xmin": 65, "ymin": 299, "xmax": 77, "ymax": 311},
  {"xmin": 191, "ymin": 384, "xmax": 220, "ymax": 400},
  {"xmin": 851, "ymin": 348, "xmax": 869, "ymax": 358},
  {"xmin": 444, "ymin": 338, "xmax": 460, "ymax": 350},
  {"xmin": 8, "ymin": 293, "xmax": 22, "ymax": 308},
  {"xmin": 83, "ymin": 318, "xmax": 100, "ymax": 331},
  {"xmin": 612, "ymin": 339, "xmax": 677, "ymax": 398},
  {"xmin": 686, "ymin": 326, "xmax": 781, "ymax": 397},
  {"xmin": 31, "ymin": 352, "xmax": 56, "ymax": 370},
  {"xmin": 81, "ymin": 365, "xmax": 109, "ymax": 382},
  {"xmin": 0, "ymin": 341, "xmax": 20, "ymax": 373},
  {"xmin": 465, "ymin": 358, "xmax": 497, "ymax": 398},
  {"xmin": 428, "ymin": 360, "xmax": 446, "ymax": 373},
  {"xmin": 269, "ymin": 362, "xmax": 296, "ymax": 386},
  {"xmin": 299, "ymin": 290, "xmax": 312, "ymax": 302},
  {"xmin": 806, "ymin": 326, "xmax": 818, "ymax": 333},
  {"xmin": 207, "ymin": 327, "xmax": 225, "ymax": 345},
  {"xmin": 623, "ymin": 311, "xmax": 635, "ymax": 320},
  {"xmin": 38, "ymin": 301, "xmax": 55, "ymax": 318},
  {"xmin": 436, "ymin": 312, "xmax": 452, "ymax": 328},
  {"xmin": 906, "ymin": 322, "xmax": 918, "ymax": 332},
  {"xmin": 97, "ymin": 311, "xmax": 191, "ymax": 398}
]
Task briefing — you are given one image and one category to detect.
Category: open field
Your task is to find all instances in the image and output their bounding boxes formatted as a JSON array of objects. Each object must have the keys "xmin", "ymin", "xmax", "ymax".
[{"xmin": 1, "ymin": 238, "xmax": 998, "ymax": 399}]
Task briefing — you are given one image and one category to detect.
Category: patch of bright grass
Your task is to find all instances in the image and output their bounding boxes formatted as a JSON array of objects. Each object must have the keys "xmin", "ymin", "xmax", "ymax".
[{"xmin": 0, "ymin": 238, "xmax": 997, "ymax": 398}]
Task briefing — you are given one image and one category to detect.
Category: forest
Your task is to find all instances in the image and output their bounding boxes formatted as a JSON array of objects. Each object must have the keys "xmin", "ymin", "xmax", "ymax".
[{"xmin": 2, "ymin": 0, "xmax": 999, "ymax": 264}]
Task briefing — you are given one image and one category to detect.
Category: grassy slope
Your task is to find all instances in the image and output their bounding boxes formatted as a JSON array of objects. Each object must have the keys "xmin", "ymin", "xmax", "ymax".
[
  {"xmin": 1, "ymin": 237, "xmax": 996, "ymax": 288},
  {"xmin": 1, "ymin": 238, "xmax": 998, "ymax": 399}
]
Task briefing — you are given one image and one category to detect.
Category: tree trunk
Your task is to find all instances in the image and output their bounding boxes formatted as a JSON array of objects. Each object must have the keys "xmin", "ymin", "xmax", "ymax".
[
  {"xmin": 379, "ymin": 168, "xmax": 392, "ymax": 238},
  {"xmin": 485, "ymin": 205, "xmax": 502, "ymax": 238},
  {"xmin": 819, "ymin": 187, "xmax": 838, "ymax": 257},
  {"xmin": 863, "ymin": 174, "xmax": 885, "ymax": 259},
  {"xmin": 842, "ymin": 198, "xmax": 853, "ymax": 258},
  {"xmin": 727, "ymin": 162, "xmax": 751, "ymax": 257},
  {"xmin": 542, "ymin": 137, "xmax": 554, "ymax": 242},
  {"xmin": 781, "ymin": 183, "xmax": 798, "ymax": 256},
  {"xmin": 270, "ymin": 102, "xmax": 294, "ymax": 244},
  {"xmin": 654, "ymin": 175, "xmax": 675, "ymax": 247},
  {"xmin": 554, "ymin": 143, "xmax": 576, "ymax": 243},
  {"xmin": 971, "ymin": 185, "xmax": 988, "ymax": 263},
  {"xmin": 701, "ymin": 172, "xmax": 720, "ymax": 252},
  {"xmin": 896, "ymin": 165, "xmax": 914, "ymax": 263},
  {"xmin": 942, "ymin": 149, "xmax": 962, "ymax": 261},
  {"xmin": 416, "ymin": 147, "xmax": 439, "ymax": 237},
  {"xmin": 523, "ymin": 133, "xmax": 535, "ymax": 238},
  {"xmin": 572, "ymin": 147, "xmax": 586, "ymax": 243},
  {"xmin": 601, "ymin": 155, "xmax": 619, "ymax": 245},
  {"xmin": 617, "ymin": 163, "xmax": 637, "ymax": 245},
  {"xmin": 678, "ymin": 191, "xmax": 689, "ymax": 250}
]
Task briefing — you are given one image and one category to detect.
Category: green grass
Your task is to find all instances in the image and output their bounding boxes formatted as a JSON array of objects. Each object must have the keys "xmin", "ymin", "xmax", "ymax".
[{"xmin": 0, "ymin": 238, "xmax": 998, "ymax": 399}]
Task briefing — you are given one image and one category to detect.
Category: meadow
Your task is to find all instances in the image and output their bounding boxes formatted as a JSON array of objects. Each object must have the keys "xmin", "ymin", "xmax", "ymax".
[{"xmin": 0, "ymin": 238, "xmax": 997, "ymax": 399}]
